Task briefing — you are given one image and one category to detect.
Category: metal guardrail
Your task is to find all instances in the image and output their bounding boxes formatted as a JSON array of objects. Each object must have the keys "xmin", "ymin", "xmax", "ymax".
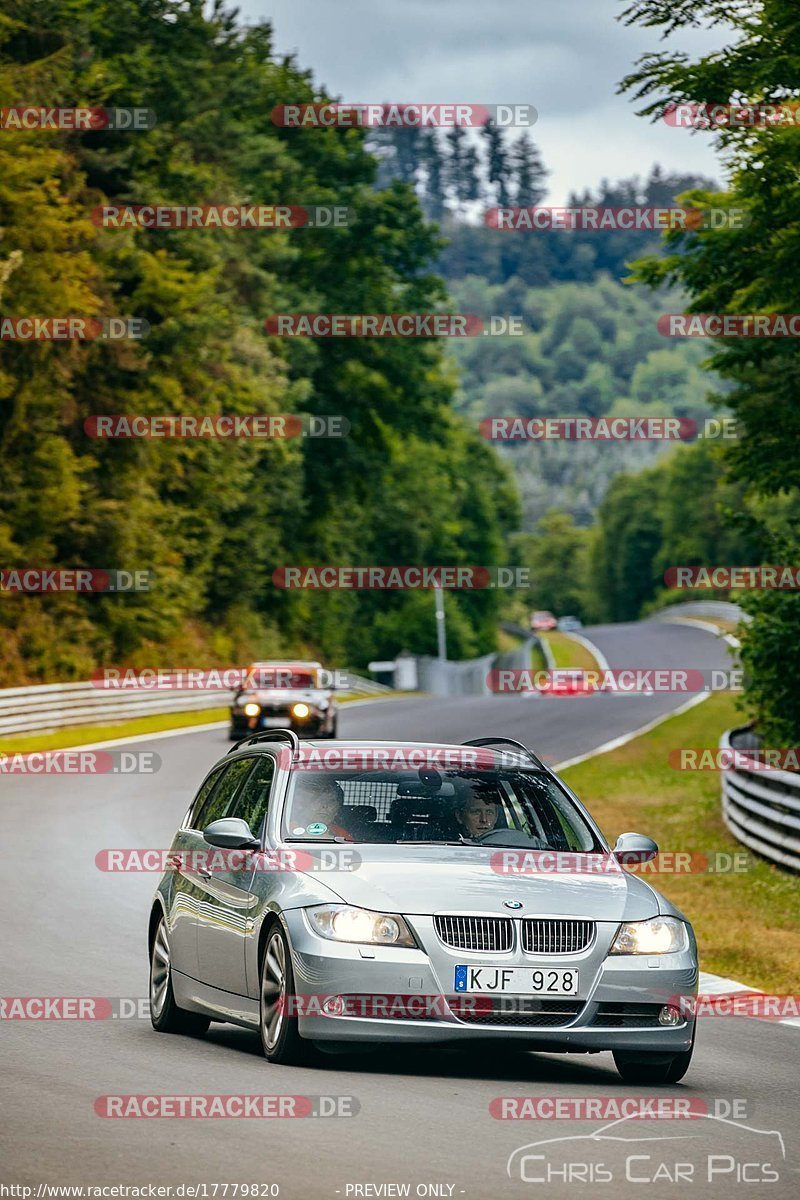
[
  {"xmin": 652, "ymin": 600, "xmax": 751, "ymax": 624},
  {"xmin": 413, "ymin": 634, "xmax": 536, "ymax": 697},
  {"xmin": 0, "ymin": 672, "xmax": 390, "ymax": 738},
  {"xmin": 720, "ymin": 727, "xmax": 800, "ymax": 873}
]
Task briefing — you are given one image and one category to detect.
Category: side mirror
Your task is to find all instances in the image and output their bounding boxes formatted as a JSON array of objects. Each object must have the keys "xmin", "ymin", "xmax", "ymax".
[
  {"xmin": 203, "ymin": 817, "xmax": 260, "ymax": 850},
  {"xmin": 613, "ymin": 832, "xmax": 658, "ymax": 865}
]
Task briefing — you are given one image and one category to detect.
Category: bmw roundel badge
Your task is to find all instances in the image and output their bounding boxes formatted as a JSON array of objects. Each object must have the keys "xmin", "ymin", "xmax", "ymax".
[{"xmin": 503, "ymin": 900, "xmax": 523, "ymax": 910}]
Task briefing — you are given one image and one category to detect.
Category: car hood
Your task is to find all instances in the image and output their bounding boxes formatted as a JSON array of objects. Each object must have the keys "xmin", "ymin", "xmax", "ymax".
[{"xmin": 299, "ymin": 846, "xmax": 660, "ymax": 922}]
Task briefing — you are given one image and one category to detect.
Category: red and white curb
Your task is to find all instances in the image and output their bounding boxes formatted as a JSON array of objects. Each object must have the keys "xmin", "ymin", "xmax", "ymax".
[{"xmin": 698, "ymin": 970, "xmax": 800, "ymax": 1029}]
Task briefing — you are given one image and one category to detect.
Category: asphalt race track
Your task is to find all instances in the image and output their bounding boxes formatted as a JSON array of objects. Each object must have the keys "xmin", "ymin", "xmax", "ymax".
[{"xmin": 2, "ymin": 620, "xmax": 798, "ymax": 1198}]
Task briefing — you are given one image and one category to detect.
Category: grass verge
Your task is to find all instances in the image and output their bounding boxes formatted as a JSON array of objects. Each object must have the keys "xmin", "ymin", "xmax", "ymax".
[
  {"xmin": 541, "ymin": 631, "xmax": 602, "ymax": 671},
  {"xmin": 562, "ymin": 692, "xmax": 800, "ymax": 993}
]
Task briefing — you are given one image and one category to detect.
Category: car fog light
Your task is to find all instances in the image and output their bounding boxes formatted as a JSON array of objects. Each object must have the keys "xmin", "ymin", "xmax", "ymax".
[
  {"xmin": 322, "ymin": 995, "xmax": 346, "ymax": 1016},
  {"xmin": 658, "ymin": 1005, "xmax": 682, "ymax": 1026},
  {"xmin": 243, "ymin": 702, "xmax": 260, "ymax": 717},
  {"xmin": 292, "ymin": 702, "xmax": 310, "ymax": 718}
]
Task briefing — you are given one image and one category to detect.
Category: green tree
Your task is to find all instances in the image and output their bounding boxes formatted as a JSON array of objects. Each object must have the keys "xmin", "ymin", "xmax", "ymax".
[
  {"xmin": 516, "ymin": 510, "xmax": 590, "ymax": 619},
  {"xmin": 480, "ymin": 119, "xmax": 512, "ymax": 208},
  {"xmin": 620, "ymin": 0, "xmax": 800, "ymax": 740},
  {"xmin": 0, "ymin": 0, "xmax": 519, "ymax": 681},
  {"xmin": 512, "ymin": 132, "xmax": 548, "ymax": 207}
]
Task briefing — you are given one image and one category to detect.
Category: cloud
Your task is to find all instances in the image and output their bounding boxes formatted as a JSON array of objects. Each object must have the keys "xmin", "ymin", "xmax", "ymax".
[{"xmin": 242, "ymin": 0, "xmax": 725, "ymax": 201}]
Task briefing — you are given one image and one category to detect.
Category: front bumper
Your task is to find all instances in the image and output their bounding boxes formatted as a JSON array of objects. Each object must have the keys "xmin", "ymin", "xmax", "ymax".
[
  {"xmin": 283, "ymin": 910, "xmax": 697, "ymax": 1051},
  {"xmin": 230, "ymin": 711, "xmax": 325, "ymax": 737}
]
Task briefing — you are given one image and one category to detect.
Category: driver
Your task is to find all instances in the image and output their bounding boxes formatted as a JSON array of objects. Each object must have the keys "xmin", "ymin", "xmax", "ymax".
[
  {"xmin": 292, "ymin": 775, "xmax": 354, "ymax": 841},
  {"xmin": 454, "ymin": 794, "xmax": 499, "ymax": 839}
]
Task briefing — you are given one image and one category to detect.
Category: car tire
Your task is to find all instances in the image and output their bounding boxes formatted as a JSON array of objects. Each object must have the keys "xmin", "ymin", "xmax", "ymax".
[
  {"xmin": 149, "ymin": 913, "xmax": 210, "ymax": 1036},
  {"xmin": 259, "ymin": 923, "xmax": 313, "ymax": 1065},
  {"xmin": 613, "ymin": 1034, "xmax": 695, "ymax": 1084}
]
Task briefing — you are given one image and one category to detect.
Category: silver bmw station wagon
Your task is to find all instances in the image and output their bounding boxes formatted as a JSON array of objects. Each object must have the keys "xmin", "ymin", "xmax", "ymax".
[{"xmin": 148, "ymin": 732, "xmax": 697, "ymax": 1082}]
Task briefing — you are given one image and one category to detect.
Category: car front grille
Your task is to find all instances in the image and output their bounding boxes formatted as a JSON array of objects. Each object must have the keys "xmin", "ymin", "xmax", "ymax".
[
  {"xmin": 521, "ymin": 918, "xmax": 595, "ymax": 955},
  {"xmin": 434, "ymin": 915, "xmax": 513, "ymax": 952},
  {"xmin": 449, "ymin": 997, "xmax": 582, "ymax": 1027}
]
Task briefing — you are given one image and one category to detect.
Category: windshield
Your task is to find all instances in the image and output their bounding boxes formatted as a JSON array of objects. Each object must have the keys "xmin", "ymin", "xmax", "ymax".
[
  {"xmin": 281, "ymin": 766, "xmax": 602, "ymax": 850},
  {"xmin": 247, "ymin": 667, "xmax": 317, "ymax": 689}
]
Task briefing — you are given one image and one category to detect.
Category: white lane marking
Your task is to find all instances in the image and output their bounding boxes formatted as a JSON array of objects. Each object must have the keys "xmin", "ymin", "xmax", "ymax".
[
  {"xmin": 554, "ymin": 691, "xmax": 710, "ymax": 771},
  {"xmin": 562, "ymin": 631, "xmax": 612, "ymax": 674}
]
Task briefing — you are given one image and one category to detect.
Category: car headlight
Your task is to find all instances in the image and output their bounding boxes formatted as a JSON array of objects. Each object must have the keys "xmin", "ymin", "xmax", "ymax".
[
  {"xmin": 291, "ymin": 702, "xmax": 311, "ymax": 718},
  {"xmin": 306, "ymin": 905, "xmax": 416, "ymax": 947},
  {"xmin": 609, "ymin": 916, "xmax": 689, "ymax": 955},
  {"xmin": 243, "ymin": 702, "xmax": 261, "ymax": 717}
]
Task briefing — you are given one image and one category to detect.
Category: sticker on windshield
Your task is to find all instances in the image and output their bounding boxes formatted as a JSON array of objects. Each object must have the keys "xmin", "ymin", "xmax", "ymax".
[
  {"xmin": 291, "ymin": 826, "xmax": 306, "ymax": 836},
  {"xmin": 306, "ymin": 822, "xmax": 328, "ymax": 835}
]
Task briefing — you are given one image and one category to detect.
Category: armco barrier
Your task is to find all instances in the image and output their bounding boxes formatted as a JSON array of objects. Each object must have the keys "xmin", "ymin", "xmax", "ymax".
[
  {"xmin": 720, "ymin": 727, "xmax": 800, "ymax": 873},
  {"xmin": 0, "ymin": 672, "xmax": 390, "ymax": 738},
  {"xmin": 652, "ymin": 600, "xmax": 750, "ymax": 624},
  {"xmin": 413, "ymin": 634, "xmax": 537, "ymax": 697}
]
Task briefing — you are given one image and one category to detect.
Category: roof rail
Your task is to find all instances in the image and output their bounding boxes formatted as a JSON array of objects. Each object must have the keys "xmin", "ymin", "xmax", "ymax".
[
  {"xmin": 228, "ymin": 729, "xmax": 301, "ymax": 756},
  {"xmin": 460, "ymin": 736, "xmax": 547, "ymax": 771}
]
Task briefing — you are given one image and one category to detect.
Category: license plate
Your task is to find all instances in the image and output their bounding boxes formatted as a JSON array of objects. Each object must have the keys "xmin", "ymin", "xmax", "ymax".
[
  {"xmin": 454, "ymin": 966, "xmax": 579, "ymax": 995},
  {"xmin": 261, "ymin": 716, "xmax": 289, "ymax": 728}
]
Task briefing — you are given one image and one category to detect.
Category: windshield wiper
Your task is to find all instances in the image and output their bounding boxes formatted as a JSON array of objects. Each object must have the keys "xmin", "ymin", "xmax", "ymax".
[{"xmin": 398, "ymin": 837, "xmax": 475, "ymax": 847}]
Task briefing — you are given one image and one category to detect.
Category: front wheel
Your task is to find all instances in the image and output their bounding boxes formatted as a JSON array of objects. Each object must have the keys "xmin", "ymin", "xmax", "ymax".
[
  {"xmin": 149, "ymin": 914, "xmax": 210, "ymax": 1036},
  {"xmin": 259, "ymin": 924, "xmax": 312, "ymax": 1064},
  {"xmin": 613, "ymin": 1037, "xmax": 695, "ymax": 1085}
]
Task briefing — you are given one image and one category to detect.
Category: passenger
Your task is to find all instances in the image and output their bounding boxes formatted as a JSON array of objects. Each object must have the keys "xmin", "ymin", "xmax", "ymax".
[{"xmin": 292, "ymin": 776, "xmax": 354, "ymax": 840}]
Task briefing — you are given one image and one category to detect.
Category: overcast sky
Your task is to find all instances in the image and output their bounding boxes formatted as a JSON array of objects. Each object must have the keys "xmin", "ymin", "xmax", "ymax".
[{"xmin": 240, "ymin": 0, "xmax": 727, "ymax": 203}]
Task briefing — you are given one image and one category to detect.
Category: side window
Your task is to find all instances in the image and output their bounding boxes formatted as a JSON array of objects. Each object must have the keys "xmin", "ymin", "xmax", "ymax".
[
  {"xmin": 233, "ymin": 755, "xmax": 276, "ymax": 835},
  {"xmin": 197, "ymin": 758, "xmax": 256, "ymax": 830},
  {"xmin": 186, "ymin": 766, "xmax": 225, "ymax": 829}
]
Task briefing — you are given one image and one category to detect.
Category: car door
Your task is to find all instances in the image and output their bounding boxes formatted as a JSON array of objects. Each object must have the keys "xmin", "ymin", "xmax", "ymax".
[
  {"xmin": 167, "ymin": 763, "xmax": 226, "ymax": 980},
  {"xmin": 194, "ymin": 755, "xmax": 264, "ymax": 995}
]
